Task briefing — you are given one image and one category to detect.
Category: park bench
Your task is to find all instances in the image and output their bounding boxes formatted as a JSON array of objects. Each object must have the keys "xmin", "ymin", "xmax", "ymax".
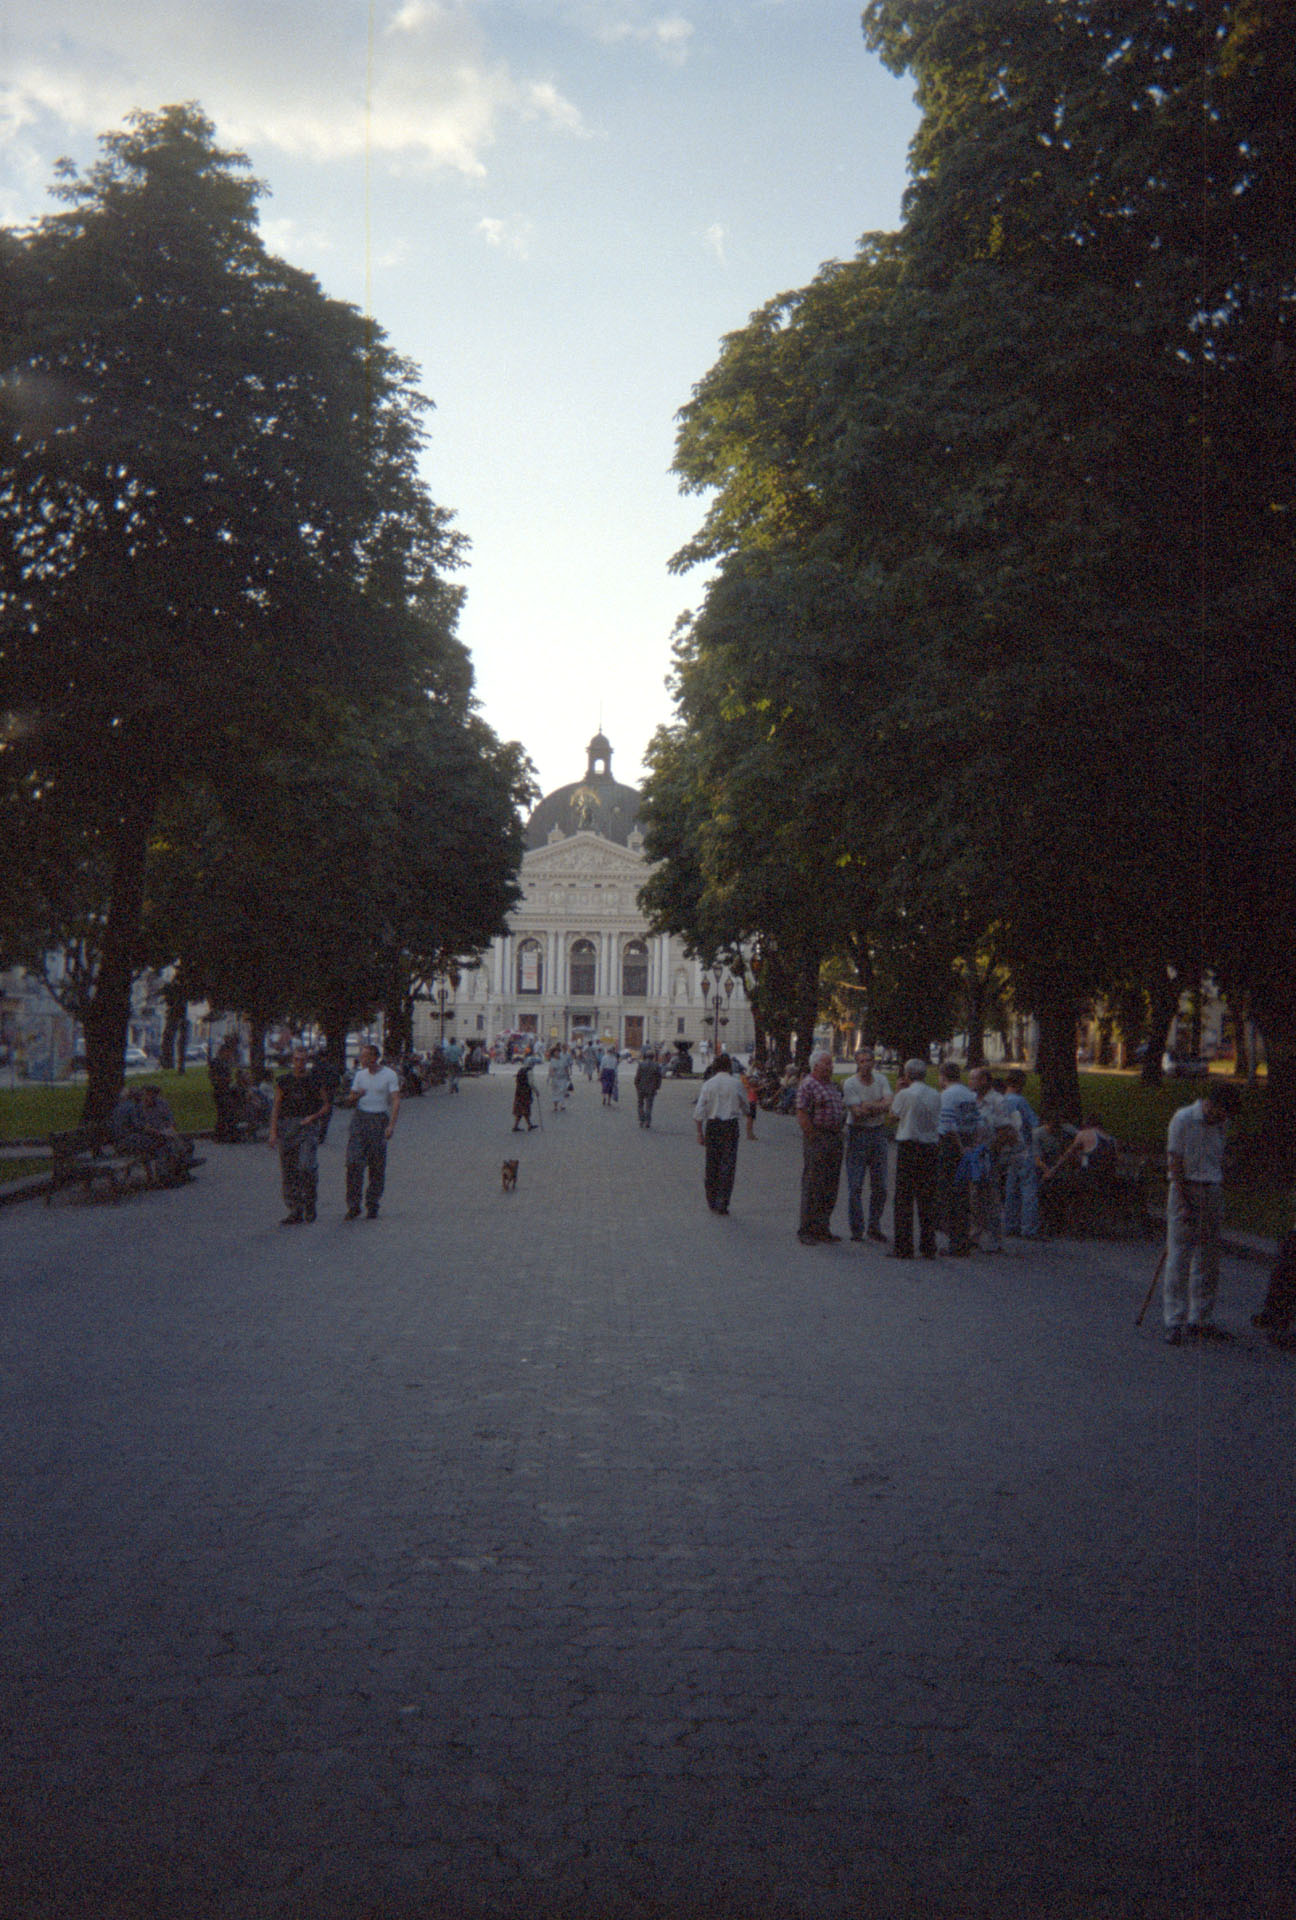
[
  {"xmin": 1041, "ymin": 1149, "xmax": 1153, "ymax": 1240},
  {"xmin": 46, "ymin": 1126, "xmax": 155, "ymax": 1206}
]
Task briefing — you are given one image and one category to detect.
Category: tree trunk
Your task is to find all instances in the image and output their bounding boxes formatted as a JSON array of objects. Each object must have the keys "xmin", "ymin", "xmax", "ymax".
[
  {"xmin": 1034, "ymin": 991, "xmax": 1082, "ymax": 1121},
  {"xmin": 792, "ymin": 947, "xmax": 822, "ymax": 1071},
  {"xmin": 961, "ymin": 960, "xmax": 985, "ymax": 1068},
  {"xmin": 1140, "ymin": 969, "xmax": 1181, "ymax": 1087},
  {"xmin": 249, "ymin": 1017, "xmax": 267, "ymax": 1081},
  {"xmin": 159, "ymin": 977, "xmax": 187, "ymax": 1071},
  {"xmin": 1249, "ymin": 988, "xmax": 1296, "ymax": 1182},
  {"xmin": 81, "ymin": 786, "xmax": 156, "ymax": 1131}
]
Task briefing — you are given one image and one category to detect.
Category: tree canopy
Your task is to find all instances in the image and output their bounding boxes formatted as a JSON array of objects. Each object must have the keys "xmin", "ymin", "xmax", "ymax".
[
  {"xmin": 641, "ymin": 2, "xmax": 1296, "ymax": 1136},
  {"xmin": 1, "ymin": 105, "xmax": 530, "ymax": 1119}
]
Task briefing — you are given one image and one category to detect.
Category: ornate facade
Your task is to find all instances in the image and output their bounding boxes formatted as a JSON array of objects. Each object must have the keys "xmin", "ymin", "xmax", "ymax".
[{"xmin": 415, "ymin": 734, "xmax": 754, "ymax": 1057}]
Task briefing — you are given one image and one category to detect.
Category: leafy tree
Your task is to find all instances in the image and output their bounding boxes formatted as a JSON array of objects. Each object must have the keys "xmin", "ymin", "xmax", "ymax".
[{"xmin": 1, "ymin": 105, "xmax": 472, "ymax": 1124}]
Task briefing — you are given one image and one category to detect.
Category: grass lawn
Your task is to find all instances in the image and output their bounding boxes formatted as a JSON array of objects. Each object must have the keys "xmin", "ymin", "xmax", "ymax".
[{"xmin": 0, "ymin": 1069, "xmax": 217, "ymax": 1158}]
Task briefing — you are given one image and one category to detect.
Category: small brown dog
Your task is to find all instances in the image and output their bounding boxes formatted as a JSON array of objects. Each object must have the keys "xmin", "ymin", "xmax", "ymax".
[{"xmin": 501, "ymin": 1159, "xmax": 519, "ymax": 1192}]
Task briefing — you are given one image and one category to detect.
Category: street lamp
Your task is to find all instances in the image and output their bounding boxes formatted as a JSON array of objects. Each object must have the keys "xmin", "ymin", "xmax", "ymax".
[
  {"xmin": 436, "ymin": 965, "xmax": 461, "ymax": 1045},
  {"xmin": 699, "ymin": 969, "xmax": 734, "ymax": 1053}
]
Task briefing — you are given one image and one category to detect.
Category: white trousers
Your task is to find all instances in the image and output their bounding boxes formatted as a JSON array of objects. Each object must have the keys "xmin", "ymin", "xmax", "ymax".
[{"xmin": 1163, "ymin": 1183, "xmax": 1222, "ymax": 1327}]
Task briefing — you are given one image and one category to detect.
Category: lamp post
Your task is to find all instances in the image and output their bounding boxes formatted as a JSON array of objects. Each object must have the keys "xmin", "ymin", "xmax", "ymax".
[
  {"xmin": 699, "ymin": 968, "xmax": 734, "ymax": 1054},
  {"xmin": 436, "ymin": 965, "xmax": 461, "ymax": 1045}
]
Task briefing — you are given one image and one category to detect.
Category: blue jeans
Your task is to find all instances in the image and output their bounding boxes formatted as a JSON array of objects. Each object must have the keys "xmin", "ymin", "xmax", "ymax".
[
  {"xmin": 845, "ymin": 1126, "xmax": 888, "ymax": 1236},
  {"xmin": 1003, "ymin": 1148, "xmax": 1039, "ymax": 1236}
]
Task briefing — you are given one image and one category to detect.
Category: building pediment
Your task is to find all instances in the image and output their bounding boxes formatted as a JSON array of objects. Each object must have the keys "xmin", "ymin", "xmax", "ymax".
[{"xmin": 520, "ymin": 832, "xmax": 649, "ymax": 883}]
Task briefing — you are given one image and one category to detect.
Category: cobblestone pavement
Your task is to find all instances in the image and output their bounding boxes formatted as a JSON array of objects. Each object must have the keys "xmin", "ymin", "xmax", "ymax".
[{"xmin": 1, "ymin": 1068, "xmax": 1292, "ymax": 1920}]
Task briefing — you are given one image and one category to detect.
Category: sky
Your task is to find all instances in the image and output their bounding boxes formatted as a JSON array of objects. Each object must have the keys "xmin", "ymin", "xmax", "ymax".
[{"xmin": 0, "ymin": 1, "xmax": 919, "ymax": 800}]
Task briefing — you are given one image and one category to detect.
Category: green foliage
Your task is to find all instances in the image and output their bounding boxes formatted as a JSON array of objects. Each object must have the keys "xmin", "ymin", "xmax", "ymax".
[
  {"xmin": 645, "ymin": 3, "xmax": 1296, "ymax": 1116},
  {"xmin": 2, "ymin": 105, "xmax": 528, "ymax": 1118}
]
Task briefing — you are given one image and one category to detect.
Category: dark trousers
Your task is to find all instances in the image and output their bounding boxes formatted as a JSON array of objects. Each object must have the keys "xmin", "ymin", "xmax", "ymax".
[
  {"xmin": 845, "ymin": 1125, "xmax": 889, "ymax": 1236},
  {"xmin": 637, "ymin": 1091, "xmax": 657, "ymax": 1127},
  {"xmin": 800, "ymin": 1131, "xmax": 844, "ymax": 1236},
  {"xmin": 346, "ymin": 1112, "xmax": 388, "ymax": 1211},
  {"xmin": 703, "ymin": 1118, "xmax": 739, "ymax": 1211},
  {"xmin": 278, "ymin": 1117, "xmax": 319, "ymax": 1216},
  {"xmin": 893, "ymin": 1140, "xmax": 938, "ymax": 1256},
  {"xmin": 939, "ymin": 1133, "xmax": 971, "ymax": 1254}
]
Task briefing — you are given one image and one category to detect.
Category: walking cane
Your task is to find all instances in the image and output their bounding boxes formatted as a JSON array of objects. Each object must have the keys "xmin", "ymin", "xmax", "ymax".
[{"xmin": 1135, "ymin": 1245, "xmax": 1167, "ymax": 1326}]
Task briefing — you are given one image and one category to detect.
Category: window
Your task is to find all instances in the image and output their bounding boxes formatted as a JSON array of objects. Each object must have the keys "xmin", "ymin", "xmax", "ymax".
[
  {"xmin": 570, "ymin": 939, "xmax": 596, "ymax": 996},
  {"xmin": 622, "ymin": 940, "xmax": 648, "ymax": 997},
  {"xmin": 517, "ymin": 940, "xmax": 542, "ymax": 995}
]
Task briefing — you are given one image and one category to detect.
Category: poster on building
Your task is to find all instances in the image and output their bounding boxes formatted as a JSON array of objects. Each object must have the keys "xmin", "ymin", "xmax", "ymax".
[{"xmin": 520, "ymin": 946, "xmax": 540, "ymax": 994}]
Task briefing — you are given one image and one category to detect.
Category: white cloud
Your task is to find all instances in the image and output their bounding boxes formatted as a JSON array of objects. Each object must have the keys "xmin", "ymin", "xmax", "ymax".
[
  {"xmin": 0, "ymin": 0, "xmax": 585, "ymax": 190},
  {"xmin": 476, "ymin": 214, "xmax": 532, "ymax": 257},
  {"xmin": 571, "ymin": 6, "xmax": 695, "ymax": 64},
  {"xmin": 703, "ymin": 221, "xmax": 727, "ymax": 265}
]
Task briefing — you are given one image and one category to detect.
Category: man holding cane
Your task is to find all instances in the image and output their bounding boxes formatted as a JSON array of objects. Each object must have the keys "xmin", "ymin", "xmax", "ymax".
[{"xmin": 1162, "ymin": 1081, "xmax": 1241, "ymax": 1344}]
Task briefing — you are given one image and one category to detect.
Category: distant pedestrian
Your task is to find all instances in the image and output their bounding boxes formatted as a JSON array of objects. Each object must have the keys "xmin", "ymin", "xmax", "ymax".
[
  {"xmin": 547, "ymin": 1045, "xmax": 572, "ymax": 1113},
  {"xmin": 842, "ymin": 1046, "xmax": 893, "ymax": 1243},
  {"xmin": 269, "ymin": 1042, "xmax": 331, "ymax": 1225},
  {"xmin": 634, "ymin": 1049, "xmax": 663, "ymax": 1128},
  {"xmin": 341, "ymin": 1042, "xmax": 402, "ymax": 1220},
  {"xmin": 208, "ymin": 1033, "xmax": 240, "ymax": 1142},
  {"xmin": 599, "ymin": 1047, "xmax": 620, "ymax": 1106},
  {"xmin": 796, "ymin": 1051, "xmax": 846, "ymax": 1244},
  {"xmin": 694, "ymin": 1052, "xmax": 745, "ymax": 1213},
  {"xmin": 738, "ymin": 1060, "xmax": 759, "ymax": 1140},
  {"xmin": 1162, "ymin": 1082, "xmax": 1241, "ymax": 1344},
  {"xmin": 887, "ymin": 1060, "xmax": 941, "ymax": 1259},
  {"xmin": 512, "ymin": 1057, "xmax": 538, "ymax": 1131},
  {"xmin": 443, "ymin": 1037, "xmax": 463, "ymax": 1093}
]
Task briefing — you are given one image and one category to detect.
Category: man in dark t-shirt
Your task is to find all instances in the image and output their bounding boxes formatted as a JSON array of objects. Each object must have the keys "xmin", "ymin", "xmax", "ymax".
[{"xmin": 268, "ymin": 1043, "xmax": 330, "ymax": 1224}]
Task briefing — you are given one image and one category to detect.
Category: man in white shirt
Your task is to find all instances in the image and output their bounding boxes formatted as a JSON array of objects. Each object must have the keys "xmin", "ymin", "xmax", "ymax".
[
  {"xmin": 343, "ymin": 1042, "xmax": 403, "ymax": 1220},
  {"xmin": 1163, "ymin": 1082, "xmax": 1241, "ymax": 1343},
  {"xmin": 694, "ymin": 1052, "xmax": 747, "ymax": 1214},
  {"xmin": 888, "ymin": 1060, "xmax": 942, "ymax": 1258},
  {"xmin": 841, "ymin": 1046, "xmax": 893, "ymax": 1243}
]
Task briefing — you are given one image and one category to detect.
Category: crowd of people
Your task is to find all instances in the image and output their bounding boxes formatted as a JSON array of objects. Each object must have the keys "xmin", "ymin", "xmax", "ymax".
[{"xmin": 186, "ymin": 1023, "xmax": 1294, "ymax": 1349}]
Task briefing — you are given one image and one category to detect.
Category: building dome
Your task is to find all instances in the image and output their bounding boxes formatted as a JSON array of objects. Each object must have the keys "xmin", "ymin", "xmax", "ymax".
[{"xmin": 524, "ymin": 732, "xmax": 642, "ymax": 849}]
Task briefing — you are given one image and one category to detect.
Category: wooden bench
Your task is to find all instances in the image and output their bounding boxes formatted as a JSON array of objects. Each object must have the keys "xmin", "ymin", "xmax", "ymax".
[
  {"xmin": 46, "ymin": 1127, "xmax": 154, "ymax": 1206},
  {"xmin": 1041, "ymin": 1150, "xmax": 1153, "ymax": 1240}
]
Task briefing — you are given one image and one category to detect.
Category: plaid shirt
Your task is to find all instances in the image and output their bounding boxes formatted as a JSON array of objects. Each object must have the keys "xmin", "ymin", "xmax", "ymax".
[{"xmin": 796, "ymin": 1072, "xmax": 845, "ymax": 1134}]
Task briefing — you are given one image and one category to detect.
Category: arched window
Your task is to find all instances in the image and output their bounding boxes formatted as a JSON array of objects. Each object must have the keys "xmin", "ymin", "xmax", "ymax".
[
  {"xmin": 622, "ymin": 940, "xmax": 649, "ymax": 998},
  {"xmin": 570, "ymin": 939, "xmax": 596, "ymax": 997},
  {"xmin": 516, "ymin": 939, "xmax": 543, "ymax": 995}
]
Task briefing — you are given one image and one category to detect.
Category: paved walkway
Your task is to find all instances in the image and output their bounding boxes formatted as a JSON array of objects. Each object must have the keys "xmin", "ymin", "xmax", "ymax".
[{"xmin": 1, "ymin": 1068, "xmax": 1292, "ymax": 1919}]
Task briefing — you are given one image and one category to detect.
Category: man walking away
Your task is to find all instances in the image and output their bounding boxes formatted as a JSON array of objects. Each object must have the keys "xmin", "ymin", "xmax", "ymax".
[
  {"xmin": 796, "ymin": 1051, "xmax": 846, "ymax": 1244},
  {"xmin": 842, "ymin": 1045, "xmax": 893, "ymax": 1243},
  {"xmin": 343, "ymin": 1042, "xmax": 402, "ymax": 1220},
  {"xmin": 888, "ymin": 1061, "xmax": 941, "ymax": 1259},
  {"xmin": 635, "ymin": 1049, "xmax": 663, "ymax": 1128},
  {"xmin": 693, "ymin": 1052, "xmax": 746, "ymax": 1213},
  {"xmin": 269, "ymin": 1043, "xmax": 331, "ymax": 1225},
  {"xmin": 1163, "ymin": 1082, "xmax": 1241, "ymax": 1343}
]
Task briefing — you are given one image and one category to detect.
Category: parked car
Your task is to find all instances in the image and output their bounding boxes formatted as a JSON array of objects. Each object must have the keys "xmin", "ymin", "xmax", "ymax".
[
  {"xmin": 123, "ymin": 1045, "xmax": 152, "ymax": 1070},
  {"xmin": 184, "ymin": 1041, "xmax": 210, "ymax": 1062}
]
